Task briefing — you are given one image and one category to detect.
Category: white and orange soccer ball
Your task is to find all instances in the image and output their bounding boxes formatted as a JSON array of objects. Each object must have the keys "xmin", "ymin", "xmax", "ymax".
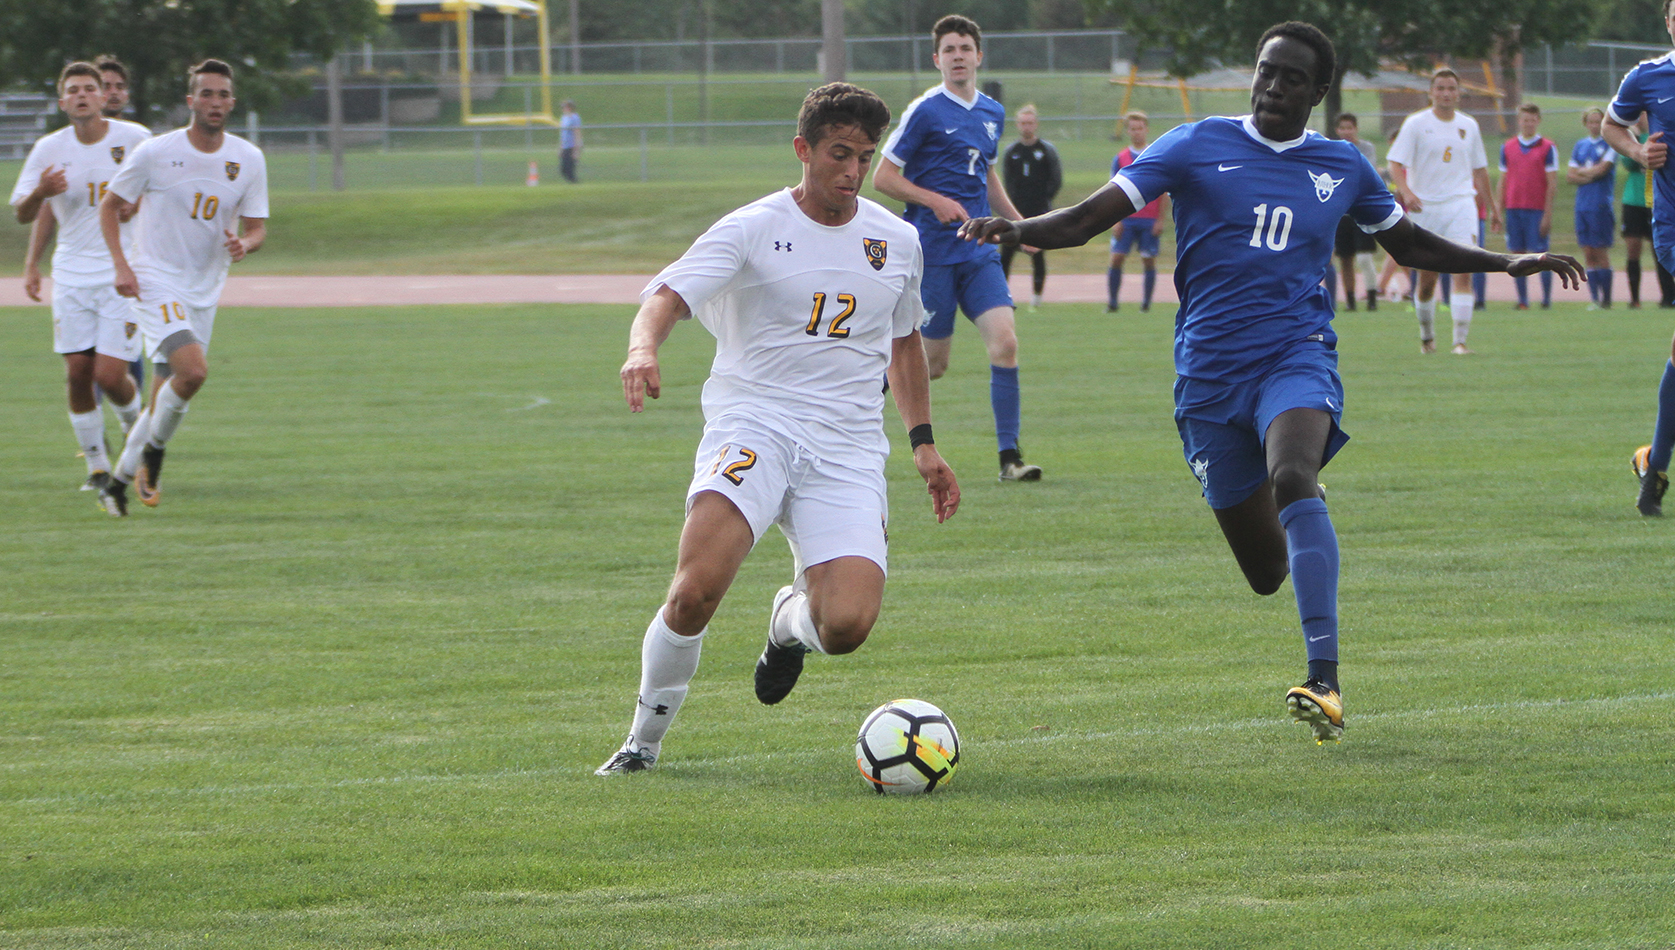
[{"xmin": 855, "ymin": 699, "xmax": 960, "ymax": 795}]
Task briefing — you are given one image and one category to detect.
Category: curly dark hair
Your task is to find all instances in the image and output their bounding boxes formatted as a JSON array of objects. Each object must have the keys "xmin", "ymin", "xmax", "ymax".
[
  {"xmin": 1256, "ymin": 21, "xmax": 1336, "ymax": 87},
  {"xmin": 798, "ymin": 82, "xmax": 891, "ymax": 146}
]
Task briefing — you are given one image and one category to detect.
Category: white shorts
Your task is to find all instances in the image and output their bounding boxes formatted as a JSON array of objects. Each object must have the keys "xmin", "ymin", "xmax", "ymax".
[
  {"xmin": 132, "ymin": 283, "xmax": 217, "ymax": 363},
  {"xmin": 686, "ymin": 417, "xmax": 889, "ymax": 578},
  {"xmin": 51, "ymin": 283, "xmax": 141, "ymax": 360},
  {"xmin": 1409, "ymin": 196, "xmax": 1479, "ymax": 249}
]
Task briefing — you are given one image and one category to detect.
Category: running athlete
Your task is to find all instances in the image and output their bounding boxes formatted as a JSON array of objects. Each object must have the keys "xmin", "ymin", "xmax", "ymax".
[
  {"xmin": 960, "ymin": 21, "xmax": 1583, "ymax": 743},
  {"xmin": 597, "ymin": 83, "xmax": 960, "ymax": 775},
  {"xmin": 98, "ymin": 59, "xmax": 269, "ymax": 515},
  {"xmin": 9, "ymin": 62, "xmax": 151, "ymax": 509},
  {"xmin": 1604, "ymin": 2, "xmax": 1675, "ymax": 515},
  {"xmin": 872, "ymin": 14, "xmax": 1042, "ymax": 482}
]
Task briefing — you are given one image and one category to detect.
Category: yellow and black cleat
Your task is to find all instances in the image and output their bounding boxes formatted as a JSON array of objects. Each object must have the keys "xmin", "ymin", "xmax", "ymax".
[{"xmin": 1286, "ymin": 679, "xmax": 1343, "ymax": 744}]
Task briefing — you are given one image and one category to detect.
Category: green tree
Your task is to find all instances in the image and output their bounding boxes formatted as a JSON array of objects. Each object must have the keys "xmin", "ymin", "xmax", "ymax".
[
  {"xmin": 1087, "ymin": 0, "xmax": 1595, "ymax": 126},
  {"xmin": 0, "ymin": 0, "xmax": 380, "ymax": 123}
]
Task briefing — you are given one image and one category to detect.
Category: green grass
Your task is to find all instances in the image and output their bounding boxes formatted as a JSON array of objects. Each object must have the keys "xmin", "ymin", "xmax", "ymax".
[{"xmin": 2, "ymin": 300, "xmax": 1673, "ymax": 948}]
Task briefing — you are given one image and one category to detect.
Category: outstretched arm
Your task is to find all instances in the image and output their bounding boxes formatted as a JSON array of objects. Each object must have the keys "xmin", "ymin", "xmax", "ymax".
[
  {"xmin": 1374, "ymin": 217, "xmax": 1585, "ymax": 288},
  {"xmin": 886, "ymin": 329, "xmax": 959, "ymax": 523},
  {"xmin": 958, "ymin": 180, "xmax": 1137, "ymax": 250},
  {"xmin": 620, "ymin": 284, "xmax": 689, "ymax": 412}
]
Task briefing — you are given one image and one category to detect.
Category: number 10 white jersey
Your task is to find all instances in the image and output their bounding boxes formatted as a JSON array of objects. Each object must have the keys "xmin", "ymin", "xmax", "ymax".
[
  {"xmin": 108, "ymin": 129, "xmax": 269, "ymax": 309},
  {"xmin": 644, "ymin": 189, "xmax": 927, "ymax": 461}
]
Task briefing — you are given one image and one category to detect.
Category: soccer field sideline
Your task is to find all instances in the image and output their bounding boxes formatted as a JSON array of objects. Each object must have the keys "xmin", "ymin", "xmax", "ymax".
[{"xmin": 0, "ymin": 271, "xmax": 1625, "ymax": 307}]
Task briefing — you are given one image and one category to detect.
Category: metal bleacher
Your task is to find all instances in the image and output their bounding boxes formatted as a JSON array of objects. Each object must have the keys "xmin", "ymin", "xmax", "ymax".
[{"xmin": 0, "ymin": 93, "xmax": 54, "ymax": 160}]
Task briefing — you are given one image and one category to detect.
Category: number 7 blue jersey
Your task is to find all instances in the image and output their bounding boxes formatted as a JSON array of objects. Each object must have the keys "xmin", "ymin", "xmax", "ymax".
[
  {"xmin": 1113, "ymin": 116, "xmax": 1401, "ymax": 383},
  {"xmin": 881, "ymin": 85, "xmax": 1005, "ymax": 265}
]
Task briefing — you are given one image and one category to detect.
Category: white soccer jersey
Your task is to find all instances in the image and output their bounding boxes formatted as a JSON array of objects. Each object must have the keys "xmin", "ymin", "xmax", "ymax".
[
  {"xmin": 108, "ymin": 128, "xmax": 269, "ymax": 309},
  {"xmin": 8, "ymin": 121, "xmax": 151, "ymax": 288},
  {"xmin": 1386, "ymin": 109, "xmax": 1488, "ymax": 203},
  {"xmin": 644, "ymin": 189, "xmax": 926, "ymax": 460}
]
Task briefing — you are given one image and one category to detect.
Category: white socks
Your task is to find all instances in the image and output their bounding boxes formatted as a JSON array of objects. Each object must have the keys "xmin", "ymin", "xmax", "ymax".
[
  {"xmin": 769, "ymin": 588, "xmax": 827, "ymax": 655},
  {"xmin": 627, "ymin": 607, "xmax": 704, "ymax": 753},
  {"xmin": 115, "ymin": 409, "xmax": 151, "ymax": 482},
  {"xmin": 1416, "ymin": 299, "xmax": 1437, "ymax": 344},
  {"xmin": 1450, "ymin": 293, "xmax": 1474, "ymax": 347},
  {"xmin": 70, "ymin": 410, "xmax": 108, "ymax": 474},
  {"xmin": 113, "ymin": 389, "xmax": 143, "ymax": 434},
  {"xmin": 149, "ymin": 382, "xmax": 191, "ymax": 447},
  {"xmin": 1355, "ymin": 252, "xmax": 1378, "ymax": 290}
]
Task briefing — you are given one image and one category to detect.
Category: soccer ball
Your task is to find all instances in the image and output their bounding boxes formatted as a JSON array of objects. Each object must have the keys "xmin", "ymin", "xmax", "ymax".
[{"xmin": 855, "ymin": 699, "xmax": 960, "ymax": 795}]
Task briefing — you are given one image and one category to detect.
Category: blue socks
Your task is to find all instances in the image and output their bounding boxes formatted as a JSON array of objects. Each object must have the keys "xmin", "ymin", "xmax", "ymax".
[
  {"xmin": 1652, "ymin": 360, "xmax": 1675, "ymax": 474},
  {"xmin": 1540, "ymin": 270, "xmax": 1553, "ymax": 307},
  {"xmin": 1142, "ymin": 267, "xmax": 1157, "ymax": 310},
  {"xmin": 1586, "ymin": 269, "xmax": 1613, "ymax": 306},
  {"xmin": 991, "ymin": 365, "xmax": 1021, "ymax": 453},
  {"xmin": 1280, "ymin": 497, "xmax": 1339, "ymax": 681},
  {"xmin": 1514, "ymin": 275, "xmax": 1529, "ymax": 308},
  {"xmin": 1106, "ymin": 268, "xmax": 1121, "ymax": 309}
]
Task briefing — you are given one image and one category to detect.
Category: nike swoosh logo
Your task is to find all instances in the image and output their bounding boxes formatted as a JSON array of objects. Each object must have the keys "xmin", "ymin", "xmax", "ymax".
[
  {"xmin": 1218, "ymin": 163, "xmax": 1243, "ymax": 171},
  {"xmin": 1307, "ymin": 634, "xmax": 1332, "ymax": 642},
  {"xmin": 944, "ymin": 128, "xmax": 959, "ymax": 134},
  {"xmin": 1659, "ymin": 97, "xmax": 1674, "ymax": 103}
]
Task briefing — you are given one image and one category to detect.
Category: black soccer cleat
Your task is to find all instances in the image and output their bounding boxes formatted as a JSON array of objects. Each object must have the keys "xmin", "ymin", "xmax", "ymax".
[
  {"xmin": 755, "ymin": 586, "xmax": 809, "ymax": 705},
  {"xmin": 96, "ymin": 475, "xmax": 128, "ymax": 518},
  {"xmin": 594, "ymin": 744, "xmax": 657, "ymax": 775},
  {"xmin": 136, "ymin": 444, "xmax": 165, "ymax": 508},
  {"xmin": 999, "ymin": 447, "xmax": 1042, "ymax": 482},
  {"xmin": 1633, "ymin": 445, "xmax": 1667, "ymax": 517}
]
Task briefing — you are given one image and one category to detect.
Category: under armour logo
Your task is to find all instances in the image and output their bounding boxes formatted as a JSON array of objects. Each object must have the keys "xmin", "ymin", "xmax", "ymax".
[
  {"xmin": 637, "ymin": 698, "xmax": 670, "ymax": 715},
  {"xmin": 774, "ymin": 241, "xmax": 793, "ymax": 252}
]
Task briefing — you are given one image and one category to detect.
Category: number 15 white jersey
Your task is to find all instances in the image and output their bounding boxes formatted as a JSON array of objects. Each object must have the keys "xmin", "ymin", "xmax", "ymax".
[
  {"xmin": 108, "ymin": 128, "xmax": 269, "ymax": 309},
  {"xmin": 644, "ymin": 189, "xmax": 927, "ymax": 461}
]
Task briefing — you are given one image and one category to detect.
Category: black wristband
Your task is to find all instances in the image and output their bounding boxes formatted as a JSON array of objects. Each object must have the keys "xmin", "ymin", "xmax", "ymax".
[{"xmin": 908, "ymin": 424, "xmax": 935, "ymax": 449}]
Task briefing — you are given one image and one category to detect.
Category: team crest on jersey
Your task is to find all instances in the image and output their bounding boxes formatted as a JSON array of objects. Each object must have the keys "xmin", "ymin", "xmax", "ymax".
[
  {"xmin": 110, "ymin": 145, "xmax": 125, "ymax": 164},
  {"xmin": 225, "ymin": 161, "xmax": 240, "ymax": 181},
  {"xmin": 124, "ymin": 322, "xmax": 137, "ymax": 339},
  {"xmin": 1308, "ymin": 170, "xmax": 1344, "ymax": 203},
  {"xmin": 863, "ymin": 237, "xmax": 887, "ymax": 271},
  {"xmin": 1458, "ymin": 128, "xmax": 1467, "ymax": 140},
  {"xmin": 984, "ymin": 121, "xmax": 998, "ymax": 140}
]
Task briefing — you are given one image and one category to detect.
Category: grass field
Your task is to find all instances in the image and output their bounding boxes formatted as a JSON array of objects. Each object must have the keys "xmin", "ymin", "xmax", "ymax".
[{"xmin": 3, "ymin": 299, "xmax": 1673, "ymax": 948}]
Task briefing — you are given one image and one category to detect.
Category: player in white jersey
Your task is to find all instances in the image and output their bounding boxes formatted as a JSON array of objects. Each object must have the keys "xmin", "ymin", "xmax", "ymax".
[
  {"xmin": 9, "ymin": 62, "xmax": 151, "ymax": 510},
  {"xmin": 597, "ymin": 83, "xmax": 961, "ymax": 775},
  {"xmin": 1387, "ymin": 69, "xmax": 1499, "ymax": 354},
  {"xmin": 96, "ymin": 59, "xmax": 268, "ymax": 515}
]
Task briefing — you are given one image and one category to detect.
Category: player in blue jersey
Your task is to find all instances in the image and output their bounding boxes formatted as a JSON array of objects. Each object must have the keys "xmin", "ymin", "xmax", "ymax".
[
  {"xmin": 1569, "ymin": 108, "xmax": 1617, "ymax": 309},
  {"xmin": 1605, "ymin": 7, "xmax": 1675, "ymax": 515},
  {"xmin": 873, "ymin": 14, "xmax": 1042, "ymax": 483},
  {"xmin": 961, "ymin": 21, "xmax": 1584, "ymax": 742}
]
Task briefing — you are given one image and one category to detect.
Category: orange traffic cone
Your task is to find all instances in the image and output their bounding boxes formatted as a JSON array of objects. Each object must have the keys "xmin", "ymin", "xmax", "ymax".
[{"xmin": 526, "ymin": 161, "xmax": 540, "ymax": 187}]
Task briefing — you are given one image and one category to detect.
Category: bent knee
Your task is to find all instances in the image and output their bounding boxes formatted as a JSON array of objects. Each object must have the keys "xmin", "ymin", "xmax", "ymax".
[
  {"xmin": 664, "ymin": 581, "xmax": 723, "ymax": 634},
  {"xmin": 1245, "ymin": 565, "xmax": 1289, "ymax": 597},
  {"xmin": 813, "ymin": 611, "xmax": 877, "ymax": 655}
]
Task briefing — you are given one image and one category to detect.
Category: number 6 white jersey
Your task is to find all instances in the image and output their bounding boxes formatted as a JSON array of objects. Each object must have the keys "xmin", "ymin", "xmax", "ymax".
[
  {"xmin": 8, "ymin": 120, "xmax": 151, "ymax": 288},
  {"xmin": 108, "ymin": 128, "xmax": 269, "ymax": 308},
  {"xmin": 644, "ymin": 189, "xmax": 927, "ymax": 460}
]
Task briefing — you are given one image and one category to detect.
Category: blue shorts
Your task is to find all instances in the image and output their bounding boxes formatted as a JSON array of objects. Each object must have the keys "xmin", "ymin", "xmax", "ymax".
[
  {"xmin": 1575, "ymin": 207, "xmax": 1616, "ymax": 249},
  {"xmin": 1110, "ymin": 217, "xmax": 1161, "ymax": 257},
  {"xmin": 1503, "ymin": 208, "xmax": 1548, "ymax": 253},
  {"xmin": 1174, "ymin": 343, "xmax": 1349, "ymax": 510},
  {"xmin": 920, "ymin": 254, "xmax": 1013, "ymax": 340}
]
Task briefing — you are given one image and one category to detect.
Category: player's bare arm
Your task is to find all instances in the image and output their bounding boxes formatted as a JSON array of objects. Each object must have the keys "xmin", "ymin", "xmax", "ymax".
[
  {"xmin": 620, "ymin": 284, "xmax": 689, "ymax": 412},
  {"xmin": 1473, "ymin": 167, "xmax": 1501, "ymax": 232},
  {"xmin": 871, "ymin": 157, "xmax": 968, "ymax": 224},
  {"xmin": 15, "ymin": 166, "xmax": 67, "ymax": 224},
  {"xmin": 224, "ymin": 217, "xmax": 266, "ymax": 262},
  {"xmin": 1388, "ymin": 162, "xmax": 1422, "ymax": 212},
  {"xmin": 96, "ymin": 190, "xmax": 139, "ymax": 297},
  {"xmin": 959, "ymin": 181, "xmax": 1137, "ymax": 250},
  {"xmin": 22, "ymin": 203, "xmax": 56, "ymax": 302},
  {"xmin": 1375, "ymin": 217, "xmax": 1585, "ymax": 288},
  {"xmin": 886, "ymin": 329, "xmax": 960, "ymax": 523},
  {"xmin": 1605, "ymin": 119, "xmax": 1665, "ymax": 170}
]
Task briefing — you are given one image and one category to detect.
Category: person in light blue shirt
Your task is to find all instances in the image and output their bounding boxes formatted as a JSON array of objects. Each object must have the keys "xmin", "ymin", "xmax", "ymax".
[
  {"xmin": 1604, "ymin": 10, "xmax": 1675, "ymax": 515},
  {"xmin": 1569, "ymin": 108, "xmax": 1617, "ymax": 307},
  {"xmin": 559, "ymin": 99, "xmax": 582, "ymax": 183},
  {"xmin": 873, "ymin": 14, "xmax": 1042, "ymax": 483},
  {"xmin": 961, "ymin": 21, "xmax": 1584, "ymax": 743}
]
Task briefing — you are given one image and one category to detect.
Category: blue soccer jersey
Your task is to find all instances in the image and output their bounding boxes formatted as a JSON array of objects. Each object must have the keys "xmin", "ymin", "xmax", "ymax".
[
  {"xmin": 1571, "ymin": 136, "xmax": 1616, "ymax": 215},
  {"xmin": 1111, "ymin": 116, "xmax": 1400, "ymax": 383},
  {"xmin": 881, "ymin": 85, "xmax": 1005, "ymax": 264},
  {"xmin": 1609, "ymin": 53, "xmax": 1675, "ymax": 232}
]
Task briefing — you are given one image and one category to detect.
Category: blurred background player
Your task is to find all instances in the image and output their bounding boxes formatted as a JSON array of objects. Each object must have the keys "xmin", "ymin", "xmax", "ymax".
[
  {"xmin": 1618, "ymin": 114, "xmax": 1674, "ymax": 308},
  {"xmin": 961, "ymin": 21, "xmax": 1584, "ymax": 744},
  {"xmin": 1389, "ymin": 68, "xmax": 1499, "ymax": 355},
  {"xmin": 1568, "ymin": 107, "xmax": 1617, "ymax": 309},
  {"xmin": 1604, "ymin": 3, "xmax": 1675, "ymax": 516},
  {"xmin": 873, "ymin": 14, "xmax": 1041, "ymax": 482},
  {"xmin": 97, "ymin": 55, "xmax": 149, "ymax": 395},
  {"xmin": 559, "ymin": 99, "xmax": 582, "ymax": 183},
  {"xmin": 999, "ymin": 104, "xmax": 1061, "ymax": 310},
  {"xmin": 9, "ymin": 62, "xmax": 150, "ymax": 510},
  {"xmin": 1498, "ymin": 103, "xmax": 1558, "ymax": 310},
  {"xmin": 597, "ymin": 83, "xmax": 959, "ymax": 775},
  {"xmin": 98, "ymin": 59, "xmax": 268, "ymax": 515},
  {"xmin": 1330, "ymin": 112, "xmax": 1381, "ymax": 310},
  {"xmin": 1107, "ymin": 111, "xmax": 1167, "ymax": 312}
]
